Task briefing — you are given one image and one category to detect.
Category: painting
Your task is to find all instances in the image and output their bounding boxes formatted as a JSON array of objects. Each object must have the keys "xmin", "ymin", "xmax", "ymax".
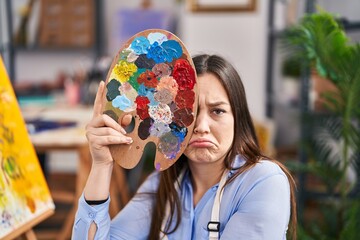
[
  {"xmin": 0, "ymin": 57, "xmax": 54, "ymax": 239},
  {"xmin": 103, "ymin": 29, "xmax": 197, "ymax": 171},
  {"xmin": 187, "ymin": 0, "xmax": 256, "ymax": 12}
]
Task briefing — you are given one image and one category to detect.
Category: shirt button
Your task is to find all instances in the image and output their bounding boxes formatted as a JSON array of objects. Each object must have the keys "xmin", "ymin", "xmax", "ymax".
[
  {"xmin": 88, "ymin": 212, "xmax": 96, "ymax": 219},
  {"xmin": 212, "ymin": 186, "xmax": 218, "ymax": 191}
]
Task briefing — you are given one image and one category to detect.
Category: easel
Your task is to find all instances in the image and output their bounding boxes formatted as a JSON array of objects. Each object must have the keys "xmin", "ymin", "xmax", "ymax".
[
  {"xmin": 0, "ymin": 56, "xmax": 54, "ymax": 240},
  {"xmin": 16, "ymin": 229, "xmax": 36, "ymax": 240},
  {"xmin": 21, "ymin": 230, "xmax": 36, "ymax": 240},
  {"xmin": 6, "ymin": 229, "xmax": 36, "ymax": 240},
  {"xmin": 2, "ymin": 209, "xmax": 54, "ymax": 240}
]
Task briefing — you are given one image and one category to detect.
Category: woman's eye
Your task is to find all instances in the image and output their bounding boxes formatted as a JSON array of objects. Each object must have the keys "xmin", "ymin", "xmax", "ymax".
[{"xmin": 212, "ymin": 109, "xmax": 225, "ymax": 115}]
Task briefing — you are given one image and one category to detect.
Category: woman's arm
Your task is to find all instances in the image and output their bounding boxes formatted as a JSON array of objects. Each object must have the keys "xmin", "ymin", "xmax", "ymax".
[
  {"xmin": 73, "ymin": 81, "xmax": 133, "ymax": 239},
  {"xmin": 72, "ymin": 171, "xmax": 159, "ymax": 240},
  {"xmin": 84, "ymin": 81, "xmax": 132, "ymax": 200}
]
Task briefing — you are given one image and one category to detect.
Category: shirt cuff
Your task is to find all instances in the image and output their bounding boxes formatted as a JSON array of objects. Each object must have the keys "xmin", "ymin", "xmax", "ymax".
[{"xmin": 77, "ymin": 193, "xmax": 111, "ymax": 224}]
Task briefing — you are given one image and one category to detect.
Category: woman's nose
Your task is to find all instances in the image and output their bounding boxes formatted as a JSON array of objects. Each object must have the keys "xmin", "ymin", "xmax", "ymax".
[{"xmin": 193, "ymin": 111, "xmax": 210, "ymax": 134}]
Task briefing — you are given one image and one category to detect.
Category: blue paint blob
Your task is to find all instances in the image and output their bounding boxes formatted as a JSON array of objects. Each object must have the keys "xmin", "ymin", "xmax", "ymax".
[
  {"xmin": 112, "ymin": 95, "xmax": 132, "ymax": 111},
  {"xmin": 147, "ymin": 42, "xmax": 166, "ymax": 63},
  {"xmin": 138, "ymin": 84, "xmax": 158, "ymax": 107},
  {"xmin": 146, "ymin": 90, "xmax": 158, "ymax": 106},
  {"xmin": 172, "ymin": 129, "xmax": 186, "ymax": 142},
  {"xmin": 161, "ymin": 40, "xmax": 183, "ymax": 61},
  {"xmin": 138, "ymin": 84, "xmax": 148, "ymax": 96},
  {"xmin": 130, "ymin": 36, "xmax": 150, "ymax": 55},
  {"xmin": 147, "ymin": 40, "xmax": 183, "ymax": 63},
  {"xmin": 169, "ymin": 122, "xmax": 188, "ymax": 142}
]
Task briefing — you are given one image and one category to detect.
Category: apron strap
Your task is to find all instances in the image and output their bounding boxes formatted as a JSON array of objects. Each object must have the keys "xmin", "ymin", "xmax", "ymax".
[
  {"xmin": 208, "ymin": 170, "xmax": 229, "ymax": 240},
  {"xmin": 160, "ymin": 169, "xmax": 229, "ymax": 240}
]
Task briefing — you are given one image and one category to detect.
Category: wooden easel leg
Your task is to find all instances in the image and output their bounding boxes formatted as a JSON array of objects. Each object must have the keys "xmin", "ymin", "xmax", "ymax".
[
  {"xmin": 57, "ymin": 206, "xmax": 76, "ymax": 240},
  {"xmin": 23, "ymin": 229, "xmax": 37, "ymax": 240}
]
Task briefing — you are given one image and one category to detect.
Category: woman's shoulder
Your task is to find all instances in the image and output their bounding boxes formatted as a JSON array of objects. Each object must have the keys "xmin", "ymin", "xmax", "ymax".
[
  {"xmin": 251, "ymin": 160, "xmax": 286, "ymax": 176},
  {"xmin": 232, "ymin": 157, "xmax": 288, "ymax": 184},
  {"xmin": 228, "ymin": 158, "xmax": 290, "ymax": 201}
]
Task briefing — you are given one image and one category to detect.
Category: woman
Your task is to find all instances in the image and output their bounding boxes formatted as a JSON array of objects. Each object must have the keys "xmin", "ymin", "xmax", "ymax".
[{"xmin": 72, "ymin": 54, "xmax": 297, "ymax": 239}]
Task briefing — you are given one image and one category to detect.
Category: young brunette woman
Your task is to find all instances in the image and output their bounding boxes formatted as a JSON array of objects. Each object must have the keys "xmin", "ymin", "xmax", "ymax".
[{"xmin": 72, "ymin": 54, "xmax": 297, "ymax": 240}]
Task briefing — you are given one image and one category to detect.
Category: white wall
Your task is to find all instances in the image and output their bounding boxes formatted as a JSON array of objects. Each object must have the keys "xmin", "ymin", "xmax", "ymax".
[
  {"xmin": 178, "ymin": 2, "xmax": 269, "ymax": 120},
  {"xmin": 318, "ymin": 0, "xmax": 360, "ymax": 22}
]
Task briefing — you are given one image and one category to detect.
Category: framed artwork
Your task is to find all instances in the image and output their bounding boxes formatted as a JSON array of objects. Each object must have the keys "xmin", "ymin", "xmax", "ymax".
[
  {"xmin": 0, "ymin": 57, "xmax": 54, "ymax": 239},
  {"xmin": 188, "ymin": 0, "xmax": 256, "ymax": 12}
]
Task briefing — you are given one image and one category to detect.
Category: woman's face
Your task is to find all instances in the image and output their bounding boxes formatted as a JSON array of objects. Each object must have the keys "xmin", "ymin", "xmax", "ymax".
[{"xmin": 184, "ymin": 73, "xmax": 234, "ymax": 165}]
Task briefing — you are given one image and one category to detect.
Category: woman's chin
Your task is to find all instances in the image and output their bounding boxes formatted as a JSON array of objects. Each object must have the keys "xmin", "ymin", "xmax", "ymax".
[{"xmin": 185, "ymin": 149, "xmax": 215, "ymax": 163}]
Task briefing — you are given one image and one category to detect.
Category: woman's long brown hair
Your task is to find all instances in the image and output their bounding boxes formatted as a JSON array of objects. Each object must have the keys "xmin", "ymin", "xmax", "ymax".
[{"xmin": 148, "ymin": 54, "xmax": 297, "ymax": 240}]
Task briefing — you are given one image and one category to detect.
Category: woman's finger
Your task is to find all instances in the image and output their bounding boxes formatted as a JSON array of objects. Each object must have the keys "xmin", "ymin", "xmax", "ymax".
[
  {"xmin": 93, "ymin": 81, "xmax": 105, "ymax": 118},
  {"xmin": 88, "ymin": 114, "xmax": 127, "ymax": 135},
  {"xmin": 88, "ymin": 126, "xmax": 127, "ymax": 139},
  {"xmin": 121, "ymin": 114, "xmax": 133, "ymax": 127},
  {"xmin": 87, "ymin": 131, "xmax": 133, "ymax": 146}
]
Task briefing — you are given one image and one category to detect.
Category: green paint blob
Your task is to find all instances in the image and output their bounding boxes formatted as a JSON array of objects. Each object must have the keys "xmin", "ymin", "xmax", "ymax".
[{"xmin": 128, "ymin": 68, "xmax": 146, "ymax": 91}]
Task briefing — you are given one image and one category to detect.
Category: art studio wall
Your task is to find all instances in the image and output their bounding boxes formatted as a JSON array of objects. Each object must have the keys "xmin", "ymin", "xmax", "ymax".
[{"xmin": 12, "ymin": 0, "xmax": 270, "ymax": 121}]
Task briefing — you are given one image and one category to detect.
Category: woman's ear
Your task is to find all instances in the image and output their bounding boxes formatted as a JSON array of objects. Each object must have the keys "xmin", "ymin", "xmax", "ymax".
[{"xmin": 102, "ymin": 29, "xmax": 198, "ymax": 171}]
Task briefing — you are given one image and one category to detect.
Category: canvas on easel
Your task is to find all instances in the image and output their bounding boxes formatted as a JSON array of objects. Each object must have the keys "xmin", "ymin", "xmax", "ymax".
[{"xmin": 0, "ymin": 57, "xmax": 55, "ymax": 240}]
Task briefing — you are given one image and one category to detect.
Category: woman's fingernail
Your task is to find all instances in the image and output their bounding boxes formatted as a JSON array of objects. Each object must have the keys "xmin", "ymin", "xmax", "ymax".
[{"xmin": 126, "ymin": 138, "xmax": 133, "ymax": 144}]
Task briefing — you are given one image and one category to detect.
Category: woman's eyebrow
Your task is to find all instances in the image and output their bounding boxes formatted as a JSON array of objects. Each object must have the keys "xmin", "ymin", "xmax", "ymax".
[{"xmin": 207, "ymin": 101, "xmax": 230, "ymax": 107}]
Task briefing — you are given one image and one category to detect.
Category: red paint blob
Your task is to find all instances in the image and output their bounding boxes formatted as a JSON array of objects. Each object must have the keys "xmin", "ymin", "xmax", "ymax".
[
  {"xmin": 172, "ymin": 59, "xmax": 196, "ymax": 91},
  {"xmin": 175, "ymin": 90, "xmax": 195, "ymax": 109},
  {"xmin": 135, "ymin": 96, "xmax": 150, "ymax": 120},
  {"xmin": 137, "ymin": 70, "xmax": 158, "ymax": 88},
  {"xmin": 173, "ymin": 108, "xmax": 194, "ymax": 127}
]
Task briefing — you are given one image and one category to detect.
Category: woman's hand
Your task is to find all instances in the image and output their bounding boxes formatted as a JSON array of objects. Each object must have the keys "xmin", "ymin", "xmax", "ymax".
[{"xmin": 86, "ymin": 81, "xmax": 133, "ymax": 166}]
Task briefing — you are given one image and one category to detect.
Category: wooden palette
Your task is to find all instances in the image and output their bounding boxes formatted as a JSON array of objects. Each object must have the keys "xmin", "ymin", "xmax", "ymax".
[{"xmin": 103, "ymin": 29, "xmax": 197, "ymax": 171}]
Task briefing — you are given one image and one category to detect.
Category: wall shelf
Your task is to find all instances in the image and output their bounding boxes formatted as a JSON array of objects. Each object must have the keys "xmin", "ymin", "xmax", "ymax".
[{"xmin": 1, "ymin": 0, "xmax": 103, "ymax": 82}]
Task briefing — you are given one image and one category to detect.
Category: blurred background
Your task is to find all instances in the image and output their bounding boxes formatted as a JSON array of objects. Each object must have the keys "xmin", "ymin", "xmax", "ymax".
[{"xmin": 1, "ymin": 0, "xmax": 360, "ymax": 239}]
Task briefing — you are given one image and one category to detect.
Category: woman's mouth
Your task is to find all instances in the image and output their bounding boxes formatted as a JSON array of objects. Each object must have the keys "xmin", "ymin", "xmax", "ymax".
[{"xmin": 188, "ymin": 139, "xmax": 214, "ymax": 148}]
